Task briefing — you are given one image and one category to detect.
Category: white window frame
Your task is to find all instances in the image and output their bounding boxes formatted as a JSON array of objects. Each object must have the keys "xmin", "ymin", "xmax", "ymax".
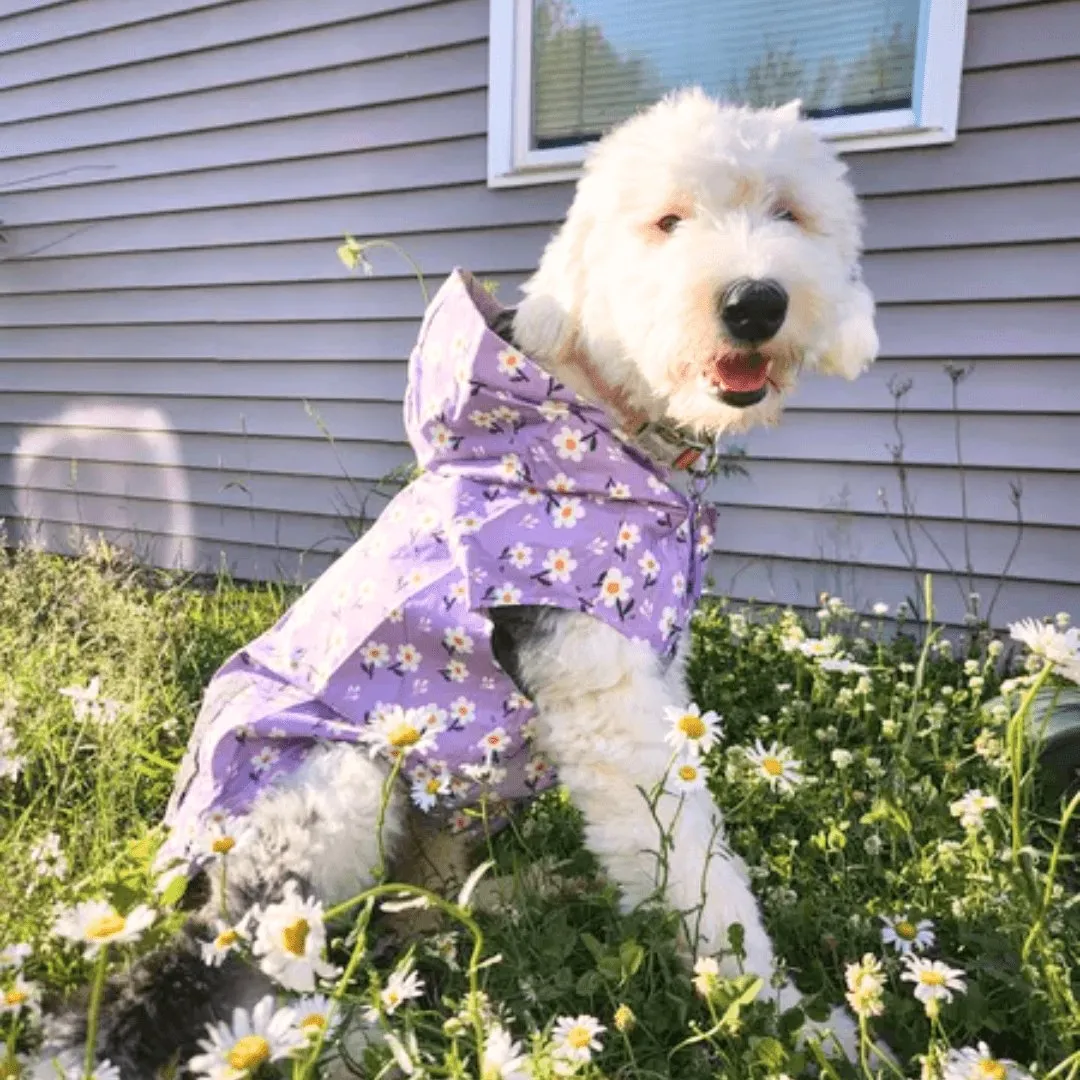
[{"xmin": 488, "ymin": 0, "xmax": 968, "ymax": 188}]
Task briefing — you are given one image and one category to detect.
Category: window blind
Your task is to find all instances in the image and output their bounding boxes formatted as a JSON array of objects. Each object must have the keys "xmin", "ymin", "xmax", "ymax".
[{"xmin": 532, "ymin": 0, "xmax": 921, "ymax": 148}]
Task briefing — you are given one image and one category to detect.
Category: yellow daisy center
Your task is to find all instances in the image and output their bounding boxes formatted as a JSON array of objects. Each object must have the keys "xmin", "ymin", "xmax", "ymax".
[
  {"xmin": 386, "ymin": 990, "xmax": 401, "ymax": 1007},
  {"xmin": 762, "ymin": 757, "xmax": 784, "ymax": 777},
  {"xmin": 281, "ymin": 918, "xmax": 310, "ymax": 957},
  {"xmin": 4, "ymin": 988, "xmax": 27, "ymax": 1007},
  {"xmin": 300, "ymin": 1013, "xmax": 327, "ymax": 1034},
  {"xmin": 388, "ymin": 722, "xmax": 422, "ymax": 749},
  {"xmin": 215, "ymin": 929, "xmax": 240, "ymax": 950},
  {"xmin": 678, "ymin": 764, "xmax": 699, "ymax": 782},
  {"xmin": 919, "ymin": 970, "xmax": 946, "ymax": 986},
  {"xmin": 605, "ymin": 581, "xmax": 621, "ymax": 595},
  {"xmin": 896, "ymin": 920, "xmax": 917, "ymax": 940},
  {"xmin": 226, "ymin": 1035, "xmax": 271, "ymax": 1071},
  {"xmin": 678, "ymin": 714, "xmax": 706, "ymax": 740},
  {"xmin": 978, "ymin": 1060, "xmax": 1007, "ymax": 1080},
  {"xmin": 425, "ymin": 779, "xmax": 441, "ymax": 795},
  {"xmin": 566, "ymin": 1025, "xmax": 592, "ymax": 1050},
  {"xmin": 212, "ymin": 836, "xmax": 236, "ymax": 855},
  {"xmin": 564, "ymin": 438, "xmax": 578, "ymax": 450},
  {"xmin": 85, "ymin": 912, "xmax": 126, "ymax": 941}
]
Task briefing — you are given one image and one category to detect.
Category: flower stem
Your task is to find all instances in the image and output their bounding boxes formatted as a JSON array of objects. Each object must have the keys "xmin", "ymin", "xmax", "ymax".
[{"xmin": 83, "ymin": 946, "xmax": 109, "ymax": 1080}]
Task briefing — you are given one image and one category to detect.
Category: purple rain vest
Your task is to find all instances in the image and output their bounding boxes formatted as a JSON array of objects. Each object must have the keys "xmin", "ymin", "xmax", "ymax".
[{"xmin": 161, "ymin": 270, "xmax": 716, "ymax": 860}]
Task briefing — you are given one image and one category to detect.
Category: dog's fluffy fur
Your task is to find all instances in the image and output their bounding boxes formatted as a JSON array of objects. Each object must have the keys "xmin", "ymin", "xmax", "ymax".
[{"xmin": 66, "ymin": 89, "xmax": 878, "ymax": 1076}]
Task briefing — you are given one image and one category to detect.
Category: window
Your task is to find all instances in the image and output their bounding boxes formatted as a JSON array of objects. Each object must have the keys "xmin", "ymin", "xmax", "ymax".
[{"xmin": 488, "ymin": 0, "xmax": 967, "ymax": 187}]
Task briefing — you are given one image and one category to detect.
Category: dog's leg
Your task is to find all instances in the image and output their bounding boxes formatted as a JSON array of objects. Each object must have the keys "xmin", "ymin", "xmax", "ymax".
[
  {"xmin": 494, "ymin": 607, "xmax": 860, "ymax": 1057},
  {"xmin": 55, "ymin": 744, "xmax": 404, "ymax": 1079}
]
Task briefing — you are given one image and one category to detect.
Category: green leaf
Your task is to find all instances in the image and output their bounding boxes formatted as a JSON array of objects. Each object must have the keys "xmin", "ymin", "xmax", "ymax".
[
  {"xmin": 618, "ymin": 939, "xmax": 645, "ymax": 983},
  {"xmin": 159, "ymin": 874, "xmax": 188, "ymax": 908}
]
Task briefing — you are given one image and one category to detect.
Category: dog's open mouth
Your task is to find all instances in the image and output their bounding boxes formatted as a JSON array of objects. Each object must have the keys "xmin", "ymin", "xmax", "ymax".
[{"xmin": 707, "ymin": 351, "xmax": 772, "ymax": 408}]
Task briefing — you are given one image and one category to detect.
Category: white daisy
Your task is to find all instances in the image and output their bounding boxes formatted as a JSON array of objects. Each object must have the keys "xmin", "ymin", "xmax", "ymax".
[
  {"xmin": 250, "ymin": 880, "xmax": 338, "ymax": 992},
  {"xmin": 449, "ymin": 696, "xmax": 477, "ymax": 726},
  {"xmin": 543, "ymin": 548, "xmax": 577, "ymax": 583},
  {"xmin": 551, "ymin": 1014, "xmax": 605, "ymax": 1065},
  {"xmin": 491, "ymin": 583, "xmax": 523, "ymax": 606},
  {"xmin": 53, "ymin": 900, "xmax": 156, "ymax": 957},
  {"xmin": 497, "ymin": 347, "xmax": 526, "ymax": 377},
  {"xmin": 200, "ymin": 920, "xmax": 247, "ymax": 968},
  {"xmin": 1008, "ymin": 618, "xmax": 1080, "ymax": 668},
  {"xmin": 188, "ymin": 994, "xmax": 305, "ymax": 1080},
  {"xmin": 663, "ymin": 704, "xmax": 722, "ymax": 757},
  {"xmin": 197, "ymin": 814, "xmax": 252, "ymax": 860},
  {"xmin": 506, "ymin": 542, "xmax": 534, "ymax": 569},
  {"xmin": 444, "ymin": 659, "xmax": 470, "ymax": 683},
  {"xmin": 538, "ymin": 399, "xmax": 570, "ymax": 423},
  {"xmin": 597, "ymin": 568, "xmax": 634, "ymax": 608},
  {"xmin": 881, "ymin": 914, "xmax": 936, "ymax": 954},
  {"xmin": 615, "ymin": 522, "xmax": 641, "ymax": 550},
  {"xmin": 547, "ymin": 472, "xmax": 576, "ymax": 493},
  {"xmin": 360, "ymin": 705, "xmax": 445, "ymax": 759},
  {"xmin": 744, "ymin": 740, "xmax": 804, "ymax": 793},
  {"xmin": 1, "ymin": 974, "xmax": 41, "ymax": 1019},
  {"xmin": 943, "ymin": 1041, "xmax": 1030, "ymax": 1080},
  {"xmin": 482, "ymin": 1025, "xmax": 530, "ymax": 1080},
  {"xmin": 609, "ymin": 481, "xmax": 632, "ymax": 500},
  {"xmin": 364, "ymin": 964, "xmax": 425, "ymax": 1019},
  {"xmin": 524, "ymin": 755, "xmax": 552, "ymax": 785},
  {"xmin": 361, "ymin": 641, "xmax": 391, "ymax": 668},
  {"xmin": 292, "ymin": 993, "xmax": 341, "ymax": 1042},
  {"xmin": 670, "ymin": 757, "xmax": 707, "ymax": 793},
  {"xmin": 478, "ymin": 726, "xmax": 511, "ymax": 759},
  {"xmin": 551, "ymin": 497, "xmax": 586, "ymax": 529},
  {"xmin": 901, "ymin": 955, "xmax": 967, "ymax": 1007},
  {"xmin": 552, "ymin": 427, "xmax": 588, "ymax": 462},
  {"xmin": 395, "ymin": 643, "xmax": 422, "ymax": 672},
  {"xmin": 249, "ymin": 746, "xmax": 279, "ymax": 775},
  {"xmin": 637, "ymin": 550, "xmax": 660, "ymax": 577},
  {"xmin": 797, "ymin": 636, "xmax": 841, "ymax": 659},
  {"xmin": 444, "ymin": 627, "xmax": 475, "ymax": 654},
  {"xmin": 411, "ymin": 771, "xmax": 451, "ymax": 812},
  {"xmin": 470, "ymin": 410, "xmax": 497, "ymax": 431},
  {"xmin": 499, "ymin": 453, "xmax": 525, "ymax": 481},
  {"xmin": 671, "ymin": 572, "xmax": 687, "ymax": 596}
]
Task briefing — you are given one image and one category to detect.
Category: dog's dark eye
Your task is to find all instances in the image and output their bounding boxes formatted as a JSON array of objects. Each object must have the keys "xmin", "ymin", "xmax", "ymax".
[
  {"xmin": 656, "ymin": 214, "xmax": 683, "ymax": 234},
  {"xmin": 771, "ymin": 204, "xmax": 800, "ymax": 224}
]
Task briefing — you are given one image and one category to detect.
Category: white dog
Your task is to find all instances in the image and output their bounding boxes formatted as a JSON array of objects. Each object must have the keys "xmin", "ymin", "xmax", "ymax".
[{"xmin": 63, "ymin": 88, "xmax": 878, "ymax": 1076}]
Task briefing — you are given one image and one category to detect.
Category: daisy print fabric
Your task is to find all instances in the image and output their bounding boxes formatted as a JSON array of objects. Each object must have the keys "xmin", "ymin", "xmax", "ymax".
[{"xmin": 161, "ymin": 270, "xmax": 714, "ymax": 865}]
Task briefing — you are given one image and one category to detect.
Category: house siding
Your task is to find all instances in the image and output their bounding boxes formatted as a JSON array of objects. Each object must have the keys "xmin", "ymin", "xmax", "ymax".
[{"xmin": 0, "ymin": 0, "xmax": 1077, "ymax": 625}]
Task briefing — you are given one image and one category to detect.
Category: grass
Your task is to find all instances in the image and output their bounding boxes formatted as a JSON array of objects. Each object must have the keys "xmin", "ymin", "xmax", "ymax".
[{"xmin": 0, "ymin": 541, "xmax": 1076, "ymax": 1080}]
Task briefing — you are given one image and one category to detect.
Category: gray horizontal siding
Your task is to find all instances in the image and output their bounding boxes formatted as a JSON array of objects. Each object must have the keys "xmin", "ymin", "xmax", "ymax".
[{"xmin": 1, "ymin": 0, "xmax": 1078, "ymax": 627}]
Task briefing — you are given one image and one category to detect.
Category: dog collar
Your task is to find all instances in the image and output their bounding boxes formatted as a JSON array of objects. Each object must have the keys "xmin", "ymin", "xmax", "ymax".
[{"xmin": 624, "ymin": 420, "xmax": 712, "ymax": 472}]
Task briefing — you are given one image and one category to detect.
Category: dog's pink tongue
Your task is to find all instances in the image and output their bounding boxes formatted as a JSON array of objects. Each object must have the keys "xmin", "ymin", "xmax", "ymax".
[{"xmin": 709, "ymin": 353, "xmax": 771, "ymax": 392}]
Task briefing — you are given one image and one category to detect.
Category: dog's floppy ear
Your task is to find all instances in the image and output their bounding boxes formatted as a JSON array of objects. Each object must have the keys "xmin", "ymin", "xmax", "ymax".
[{"xmin": 817, "ymin": 274, "xmax": 879, "ymax": 379}]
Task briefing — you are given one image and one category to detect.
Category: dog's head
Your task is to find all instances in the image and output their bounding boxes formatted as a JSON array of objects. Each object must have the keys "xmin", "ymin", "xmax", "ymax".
[{"xmin": 514, "ymin": 88, "xmax": 878, "ymax": 437}]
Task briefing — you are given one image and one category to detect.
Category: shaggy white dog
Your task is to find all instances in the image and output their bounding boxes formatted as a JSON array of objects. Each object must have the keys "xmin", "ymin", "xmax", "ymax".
[{"xmin": 66, "ymin": 88, "xmax": 878, "ymax": 1076}]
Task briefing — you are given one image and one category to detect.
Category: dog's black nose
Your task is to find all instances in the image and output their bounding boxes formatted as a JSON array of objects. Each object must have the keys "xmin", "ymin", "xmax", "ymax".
[{"xmin": 719, "ymin": 278, "xmax": 788, "ymax": 344}]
